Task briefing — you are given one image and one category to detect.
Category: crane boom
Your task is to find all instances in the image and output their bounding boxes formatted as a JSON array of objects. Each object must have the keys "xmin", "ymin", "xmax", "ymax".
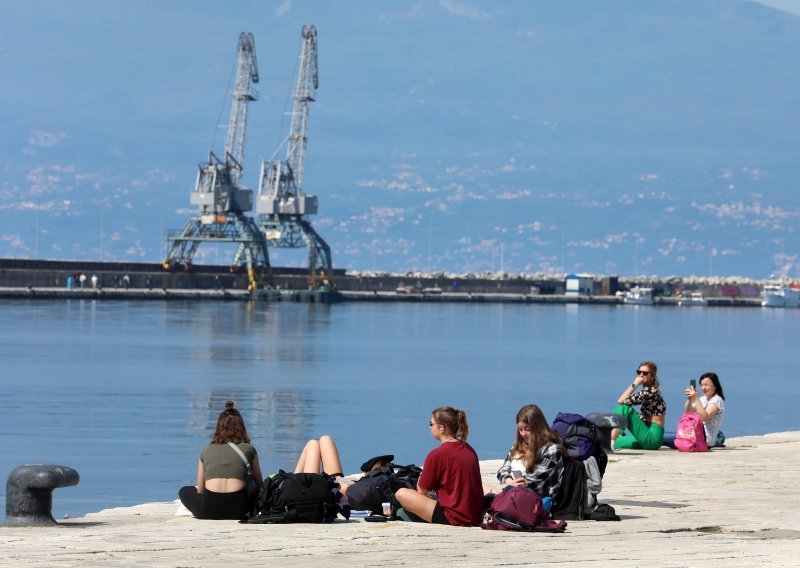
[
  {"xmin": 225, "ymin": 32, "xmax": 259, "ymax": 184},
  {"xmin": 257, "ymin": 25, "xmax": 317, "ymax": 213},
  {"xmin": 254, "ymin": 25, "xmax": 331, "ymax": 282},
  {"xmin": 285, "ymin": 25, "xmax": 317, "ymax": 195}
]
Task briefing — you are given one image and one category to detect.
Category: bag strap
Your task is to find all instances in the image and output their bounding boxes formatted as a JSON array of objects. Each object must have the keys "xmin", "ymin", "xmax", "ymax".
[{"xmin": 227, "ymin": 442, "xmax": 253, "ymax": 476}]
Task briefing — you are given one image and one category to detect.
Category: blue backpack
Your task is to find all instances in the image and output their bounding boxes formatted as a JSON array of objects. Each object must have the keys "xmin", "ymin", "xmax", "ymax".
[{"xmin": 552, "ymin": 413, "xmax": 601, "ymax": 461}]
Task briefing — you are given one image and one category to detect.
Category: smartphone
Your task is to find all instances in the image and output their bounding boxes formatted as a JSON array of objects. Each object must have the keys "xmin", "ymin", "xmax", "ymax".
[
  {"xmin": 365, "ymin": 514, "xmax": 388, "ymax": 522},
  {"xmin": 689, "ymin": 379, "xmax": 697, "ymax": 389},
  {"xmin": 511, "ymin": 471, "xmax": 523, "ymax": 480}
]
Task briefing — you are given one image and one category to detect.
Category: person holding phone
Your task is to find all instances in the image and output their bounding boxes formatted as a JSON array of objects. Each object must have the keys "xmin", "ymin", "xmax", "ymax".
[
  {"xmin": 489, "ymin": 404, "xmax": 566, "ymax": 500},
  {"xmin": 611, "ymin": 361, "xmax": 667, "ymax": 450},
  {"xmin": 684, "ymin": 372, "xmax": 726, "ymax": 447}
]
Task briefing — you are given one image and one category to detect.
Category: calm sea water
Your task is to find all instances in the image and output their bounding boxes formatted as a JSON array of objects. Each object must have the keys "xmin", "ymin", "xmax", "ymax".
[{"xmin": 1, "ymin": 299, "xmax": 797, "ymax": 519}]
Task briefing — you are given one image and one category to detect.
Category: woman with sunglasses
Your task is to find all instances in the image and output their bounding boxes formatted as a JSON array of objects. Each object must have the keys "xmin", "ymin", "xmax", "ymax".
[
  {"xmin": 394, "ymin": 406, "xmax": 484, "ymax": 526},
  {"xmin": 610, "ymin": 361, "xmax": 666, "ymax": 450}
]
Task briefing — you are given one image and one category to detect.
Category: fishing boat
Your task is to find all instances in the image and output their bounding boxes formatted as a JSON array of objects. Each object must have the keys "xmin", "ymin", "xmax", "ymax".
[
  {"xmin": 762, "ymin": 285, "xmax": 800, "ymax": 308},
  {"xmin": 679, "ymin": 292, "xmax": 708, "ymax": 307},
  {"xmin": 623, "ymin": 287, "xmax": 653, "ymax": 305}
]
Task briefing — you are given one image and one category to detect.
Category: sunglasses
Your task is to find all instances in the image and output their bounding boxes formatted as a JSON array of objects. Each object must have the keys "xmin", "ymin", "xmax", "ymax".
[
  {"xmin": 636, "ymin": 369, "xmax": 652, "ymax": 376},
  {"xmin": 429, "ymin": 421, "xmax": 438, "ymax": 427}
]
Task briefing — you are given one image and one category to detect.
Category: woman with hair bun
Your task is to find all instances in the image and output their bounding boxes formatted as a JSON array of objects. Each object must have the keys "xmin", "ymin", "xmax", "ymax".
[
  {"xmin": 179, "ymin": 401, "xmax": 264, "ymax": 519},
  {"xmin": 394, "ymin": 406, "xmax": 484, "ymax": 526}
]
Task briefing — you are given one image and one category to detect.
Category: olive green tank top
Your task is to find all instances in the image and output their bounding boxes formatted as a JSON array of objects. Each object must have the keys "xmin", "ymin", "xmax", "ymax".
[{"xmin": 200, "ymin": 443, "xmax": 257, "ymax": 481}]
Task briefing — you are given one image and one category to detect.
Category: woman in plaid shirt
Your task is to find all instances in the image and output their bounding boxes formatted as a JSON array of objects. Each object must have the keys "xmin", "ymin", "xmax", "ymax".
[{"xmin": 489, "ymin": 404, "xmax": 567, "ymax": 500}]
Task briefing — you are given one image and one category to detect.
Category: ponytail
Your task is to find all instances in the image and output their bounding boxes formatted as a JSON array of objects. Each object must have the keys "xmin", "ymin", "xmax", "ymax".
[{"xmin": 432, "ymin": 406, "xmax": 470, "ymax": 442}]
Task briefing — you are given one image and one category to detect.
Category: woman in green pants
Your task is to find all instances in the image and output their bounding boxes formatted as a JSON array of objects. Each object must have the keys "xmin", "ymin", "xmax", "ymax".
[{"xmin": 611, "ymin": 361, "xmax": 666, "ymax": 450}]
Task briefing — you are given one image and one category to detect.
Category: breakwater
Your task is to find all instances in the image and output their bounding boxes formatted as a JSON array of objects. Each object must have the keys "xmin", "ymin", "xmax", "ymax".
[{"xmin": 0, "ymin": 258, "xmax": 769, "ymax": 305}]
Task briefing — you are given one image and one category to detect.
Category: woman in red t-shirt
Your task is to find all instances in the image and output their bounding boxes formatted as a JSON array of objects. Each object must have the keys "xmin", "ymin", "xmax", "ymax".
[{"xmin": 395, "ymin": 406, "xmax": 485, "ymax": 526}]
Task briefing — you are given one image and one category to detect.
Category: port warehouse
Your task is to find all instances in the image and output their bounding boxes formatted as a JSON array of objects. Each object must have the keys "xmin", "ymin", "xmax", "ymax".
[{"xmin": 0, "ymin": 259, "xmax": 764, "ymax": 298}]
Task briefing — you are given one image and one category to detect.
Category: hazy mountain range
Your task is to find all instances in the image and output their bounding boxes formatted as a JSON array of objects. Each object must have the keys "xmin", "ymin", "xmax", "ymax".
[{"xmin": 2, "ymin": 0, "xmax": 799, "ymax": 279}]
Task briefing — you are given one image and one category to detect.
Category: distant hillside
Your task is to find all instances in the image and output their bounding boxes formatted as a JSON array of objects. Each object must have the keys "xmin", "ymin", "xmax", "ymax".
[{"xmin": 1, "ymin": 0, "xmax": 798, "ymax": 278}]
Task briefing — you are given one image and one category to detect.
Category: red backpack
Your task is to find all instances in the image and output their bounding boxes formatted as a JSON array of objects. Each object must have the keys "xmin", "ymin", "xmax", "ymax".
[
  {"xmin": 674, "ymin": 412, "xmax": 709, "ymax": 453},
  {"xmin": 481, "ymin": 486, "xmax": 567, "ymax": 532}
]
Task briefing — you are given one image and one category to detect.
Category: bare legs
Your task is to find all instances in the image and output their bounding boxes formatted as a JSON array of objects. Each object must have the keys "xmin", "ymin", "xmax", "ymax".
[
  {"xmin": 294, "ymin": 435, "xmax": 344, "ymax": 477},
  {"xmin": 394, "ymin": 488, "xmax": 437, "ymax": 522}
]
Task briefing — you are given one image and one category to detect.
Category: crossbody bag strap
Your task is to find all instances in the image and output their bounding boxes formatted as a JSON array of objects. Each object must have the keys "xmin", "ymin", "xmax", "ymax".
[{"xmin": 227, "ymin": 442, "xmax": 253, "ymax": 476}]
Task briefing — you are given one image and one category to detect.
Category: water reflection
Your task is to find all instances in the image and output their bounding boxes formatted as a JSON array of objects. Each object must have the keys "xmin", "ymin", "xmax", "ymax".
[{"xmin": 187, "ymin": 388, "xmax": 320, "ymax": 473}]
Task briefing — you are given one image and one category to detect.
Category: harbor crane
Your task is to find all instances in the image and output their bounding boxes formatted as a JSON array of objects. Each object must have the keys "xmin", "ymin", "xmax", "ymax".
[
  {"xmin": 164, "ymin": 32, "xmax": 270, "ymax": 288},
  {"xmin": 255, "ymin": 25, "xmax": 332, "ymax": 284}
]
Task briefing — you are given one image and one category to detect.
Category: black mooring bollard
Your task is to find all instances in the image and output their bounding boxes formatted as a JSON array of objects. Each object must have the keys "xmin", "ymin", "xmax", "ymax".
[
  {"xmin": 584, "ymin": 413, "xmax": 629, "ymax": 453},
  {"xmin": 5, "ymin": 464, "xmax": 80, "ymax": 525}
]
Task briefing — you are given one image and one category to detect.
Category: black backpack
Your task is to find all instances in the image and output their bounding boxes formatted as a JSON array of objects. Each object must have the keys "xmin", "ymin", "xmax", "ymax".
[
  {"xmin": 346, "ymin": 463, "xmax": 422, "ymax": 514},
  {"xmin": 551, "ymin": 413, "xmax": 602, "ymax": 461},
  {"xmin": 242, "ymin": 471, "xmax": 341, "ymax": 524}
]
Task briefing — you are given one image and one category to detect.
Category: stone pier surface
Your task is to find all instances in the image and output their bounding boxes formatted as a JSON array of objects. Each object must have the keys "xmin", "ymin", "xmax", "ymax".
[{"xmin": 2, "ymin": 432, "xmax": 798, "ymax": 567}]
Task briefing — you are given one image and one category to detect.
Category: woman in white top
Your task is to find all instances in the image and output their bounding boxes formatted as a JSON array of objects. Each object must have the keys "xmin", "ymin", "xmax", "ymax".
[{"xmin": 684, "ymin": 372, "xmax": 726, "ymax": 447}]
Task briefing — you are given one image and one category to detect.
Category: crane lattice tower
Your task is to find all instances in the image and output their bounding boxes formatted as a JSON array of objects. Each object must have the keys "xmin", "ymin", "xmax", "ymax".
[
  {"xmin": 255, "ymin": 25, "xmax": 332, "ymax": 282},
  {"xmin": 164, "ymin": 33, "xmax": 270, "ymax": 289}
]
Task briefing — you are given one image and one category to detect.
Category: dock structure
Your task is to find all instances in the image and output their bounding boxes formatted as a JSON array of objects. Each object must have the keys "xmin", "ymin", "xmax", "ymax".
[
  {"xmin": 1, "ymin": 432, "xmax": 798, "ymax": 566},
  {"xmin": 0, "ymin": 258, "xmax": 770, "ymax": 306}
]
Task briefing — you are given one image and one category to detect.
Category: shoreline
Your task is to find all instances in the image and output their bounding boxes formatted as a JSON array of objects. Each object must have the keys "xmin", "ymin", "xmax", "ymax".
[
  {"xmin": 0, "ymin": 286, "xmax": 768, "ymax": 307},
  {"xmin": 2, "ymin": 431, "xmax": 799, "ymax": 566}
]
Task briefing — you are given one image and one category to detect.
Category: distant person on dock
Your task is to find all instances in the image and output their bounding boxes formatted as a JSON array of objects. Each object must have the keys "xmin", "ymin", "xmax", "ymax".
[
  {"xmin": 91, "ymin": 274, "xmax": 98, "ymax": 288},
  {"xmin": 611, "ymin": 361, "xmax": 666, "ymax": 450},
  {"xmin": 122, "ymin": 274, "xmax": 130, "ymax": 289},
  {"xmin": 394, "ymin": 406, "xmax": 484, "ymax": 526},
  {"xmin": 486, "ymin": 404, "xmax": 566, "ymax": 501},
  {"xmin": 79, "ymin": 273, "xmax": 86, "ymax": 288},
  {"xmin": 179, "ymin": 400, "xmax": 264, "ymax": 520},
  {"xmin": 663, "ymin": 372, "xmax": 726, "ymax": 448}
]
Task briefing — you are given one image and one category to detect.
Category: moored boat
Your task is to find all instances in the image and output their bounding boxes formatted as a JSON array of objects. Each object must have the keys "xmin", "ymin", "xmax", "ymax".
[
  {"xmin": 624, "ymin": 287, "xmax": 653, "ymax": 305},
  {"xmin": 762, "ymin": 285, "xmax": 800, "ymax": 308},
  {"xmin": 679, "ymin": 292, "xmax": 708, "ymax": 307}
]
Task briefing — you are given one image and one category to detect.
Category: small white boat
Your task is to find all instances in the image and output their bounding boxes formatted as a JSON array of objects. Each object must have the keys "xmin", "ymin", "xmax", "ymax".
[
  {"xmin": 624, "ymin": 287, "xmax": 653, "ymax": 305},
  {"xmin": 679, "ymin": 292, "xmax": 708, "ymax": 307},
  {"xmin": 762, "ymin": 285, "xmax": 800, "ymax": 308}
]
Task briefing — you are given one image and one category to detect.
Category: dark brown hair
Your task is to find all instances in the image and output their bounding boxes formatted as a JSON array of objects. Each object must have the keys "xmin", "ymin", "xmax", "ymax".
[
  {"xmin": 210, "ymin": 400, "xmax": 251, "ymax": 444},
  {"xmin": 432, "ymin": 406, "xmax": 469, "ymax": 442},
  {"xmin": 511, "ymin": 404, "xmax": 566, "ymax": 470}
]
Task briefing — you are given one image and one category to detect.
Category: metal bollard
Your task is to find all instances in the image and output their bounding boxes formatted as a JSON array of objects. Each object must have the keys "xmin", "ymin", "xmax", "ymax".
[
  {"xmin": 5, "ymin": 464, "xmax": 80, "ymax": 525},
  {"xmin": 584, "ymin": 413, "xmax": 629, "ymax": 453}
]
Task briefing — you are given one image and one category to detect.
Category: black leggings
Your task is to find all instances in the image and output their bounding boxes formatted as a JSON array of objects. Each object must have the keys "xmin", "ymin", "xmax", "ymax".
[{"xmin": 179, "ymin": 486, "xmax": 251, "ymax": 520}]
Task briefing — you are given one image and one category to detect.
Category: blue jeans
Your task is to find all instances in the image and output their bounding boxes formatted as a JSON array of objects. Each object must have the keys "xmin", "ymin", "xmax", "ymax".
[{"xmin": 663, "ymin": 430, "xmax": 725, "ymax": 448}]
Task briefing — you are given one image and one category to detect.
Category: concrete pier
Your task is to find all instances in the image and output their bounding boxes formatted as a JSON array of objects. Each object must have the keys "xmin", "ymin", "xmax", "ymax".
[{"xmin": 1, "ymin": 431, "xmax": 798, "ymax": 566}]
